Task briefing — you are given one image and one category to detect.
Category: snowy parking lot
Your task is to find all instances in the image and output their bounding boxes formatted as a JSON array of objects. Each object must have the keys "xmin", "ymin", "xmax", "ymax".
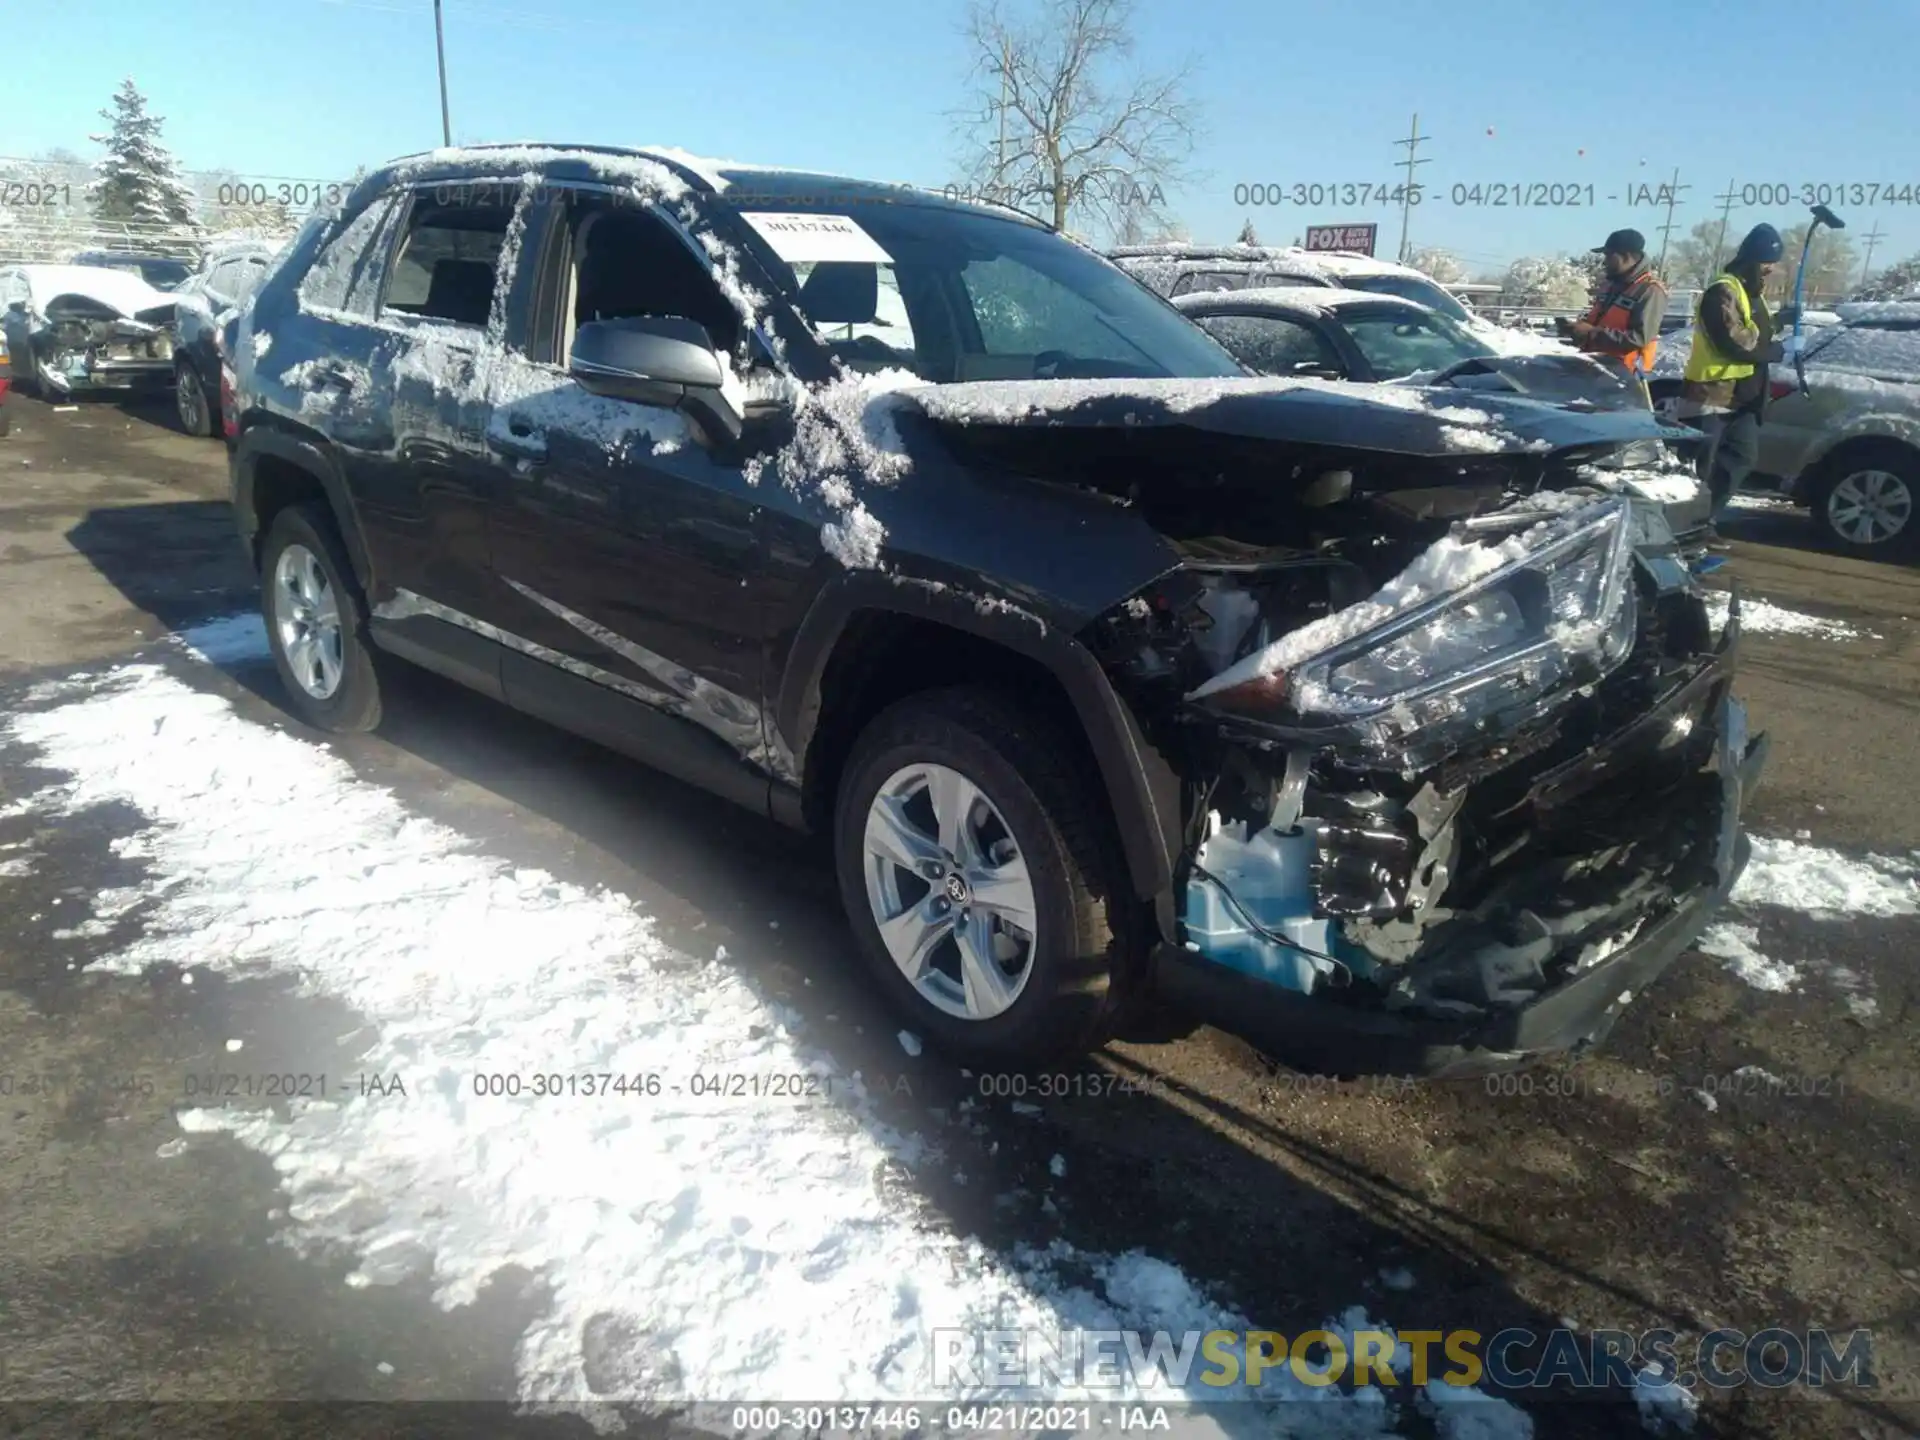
[{"xmin": 2, "ymin": 392, "xmax": 1918, "ymax": 1439}]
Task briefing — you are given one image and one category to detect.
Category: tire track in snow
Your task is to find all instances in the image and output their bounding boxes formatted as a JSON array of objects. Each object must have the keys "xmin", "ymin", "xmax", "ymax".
[{"xmin": 3, "ymin": 620, "xmax": 1533, "ymax": 1438}]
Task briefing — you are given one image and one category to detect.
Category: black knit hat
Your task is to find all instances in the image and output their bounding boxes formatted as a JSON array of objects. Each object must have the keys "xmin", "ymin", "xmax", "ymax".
[{"xmin": 1732, "ymin": 223, "xmax": 1785, "ymax": 265}]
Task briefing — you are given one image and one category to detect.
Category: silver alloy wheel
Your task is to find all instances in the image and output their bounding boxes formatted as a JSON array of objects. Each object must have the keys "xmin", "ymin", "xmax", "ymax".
[
  {"xmin": 271, "ymin": 542, "xmax": 345, "ymax": 699},
  {"xmin": 1827, "ymin": 468, "xmax": 1913, "ymax": 546},
  {"xmin": 176, "ymin": 367, "xmax": 207, "ymax": 434},
  {"xmin": 861, "ymin": 762, "xmax": 1039, "ymax": 1021}
]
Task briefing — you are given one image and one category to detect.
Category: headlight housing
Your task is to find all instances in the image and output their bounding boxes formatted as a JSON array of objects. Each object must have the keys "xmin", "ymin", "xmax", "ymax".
[{"xmin": 1196, "ymin": 498, "xmax": 1637, "ymax": 753}]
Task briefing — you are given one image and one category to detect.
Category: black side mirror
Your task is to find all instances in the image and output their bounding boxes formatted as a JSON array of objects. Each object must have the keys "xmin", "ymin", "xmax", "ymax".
[{"xmin": 570, "ymin": 315, "xmax": 742, "ymax": 444}]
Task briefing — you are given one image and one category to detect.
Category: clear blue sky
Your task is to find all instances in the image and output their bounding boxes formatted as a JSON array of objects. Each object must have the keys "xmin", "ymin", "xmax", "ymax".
[{"xmin": 8, "ymin": 0, "xmax": 1919, "ymax": 276}]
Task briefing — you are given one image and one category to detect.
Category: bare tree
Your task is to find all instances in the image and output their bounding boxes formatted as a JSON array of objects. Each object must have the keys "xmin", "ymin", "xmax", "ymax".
[
  {"xmin": 955, "ymin": 0, "xmax": 1200, "ymax": 239},
  {"xmin": 1408, "ymin": 246, "xmax": 1465, "ymax": 284}
]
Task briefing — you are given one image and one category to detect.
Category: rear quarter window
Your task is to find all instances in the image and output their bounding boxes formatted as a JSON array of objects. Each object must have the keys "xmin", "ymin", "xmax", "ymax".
[{"xmin": 297, "ymin": 196, "xmax": 401, "ymax": 318}]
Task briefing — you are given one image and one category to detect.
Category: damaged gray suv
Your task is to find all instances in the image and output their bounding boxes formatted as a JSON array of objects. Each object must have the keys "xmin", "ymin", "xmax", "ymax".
[{"xmin": 226, "ymin": 144, "xmax": 1766, "ymax": 1075}]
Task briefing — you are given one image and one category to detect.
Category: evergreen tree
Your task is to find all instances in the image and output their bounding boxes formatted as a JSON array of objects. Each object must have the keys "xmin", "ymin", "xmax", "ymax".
[
  {"xmin": 1236, "ymin": 217, "xmax": 1259, "ymax": 245},
  {"xmin": 88, "ymin": 79, "xmax": 201, "ymax": 235}
]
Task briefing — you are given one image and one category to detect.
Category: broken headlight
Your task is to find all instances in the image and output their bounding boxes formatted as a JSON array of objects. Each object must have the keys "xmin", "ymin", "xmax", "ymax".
[{"xmin": 1206, "ymin": 498, "xmax": 1636, "ymax": 751}]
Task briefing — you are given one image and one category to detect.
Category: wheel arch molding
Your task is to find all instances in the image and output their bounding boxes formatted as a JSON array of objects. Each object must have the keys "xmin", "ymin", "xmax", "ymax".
[
  {"xmin": 776, "ymin": 572, "xmax": 1183, "ymax": 918},
  {"xmin": 232, "ymin": 428, "xmax": 376, "ymax": 593}
]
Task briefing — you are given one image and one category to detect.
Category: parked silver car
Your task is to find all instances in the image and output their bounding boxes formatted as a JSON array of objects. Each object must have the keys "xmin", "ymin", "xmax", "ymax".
[{"xmin": 1651, "ymin": 303, "xmax": 1920, "ymax": 554}]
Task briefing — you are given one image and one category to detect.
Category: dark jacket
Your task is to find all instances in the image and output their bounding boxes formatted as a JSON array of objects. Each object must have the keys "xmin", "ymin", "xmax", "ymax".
[
  {"xmin": 1579, "ymin": 262, "xmax": 1668, "ymax": 363},
  {"xmin": 1682, "ymin": 271, "xmax": 1783, "ymax": 415}
]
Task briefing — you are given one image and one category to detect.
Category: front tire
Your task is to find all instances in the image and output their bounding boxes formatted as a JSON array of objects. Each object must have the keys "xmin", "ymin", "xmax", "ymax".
[
  {"xmin": 259, "ymin": 503, "xmax": 383, "ymax": 732},
  {"xmin": 1808, "ymin": 448, "xmax": 1917, "ymax": 556},
  {"xmin": 833, "ymin": 688, "xmax": 1139, "ymax": 1066}
]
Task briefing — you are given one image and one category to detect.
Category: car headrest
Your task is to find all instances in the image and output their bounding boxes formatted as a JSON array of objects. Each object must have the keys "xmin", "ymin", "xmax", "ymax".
[
  {"xmin": 797, "ymin": 262, "xmax": 879, "ymax": 326},
  {"xmin": 427, "ymin": 259, "xmax": 497, "ymax": 326}
]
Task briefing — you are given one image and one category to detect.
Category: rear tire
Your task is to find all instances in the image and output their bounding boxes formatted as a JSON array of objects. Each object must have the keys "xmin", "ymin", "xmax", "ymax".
[
  {"xmin": 259, "ymin": 503, "xmax": 383, "ymax": 732},
  {"xmin": 833, "ymin": 687, "xmax": 1140, "ymax": 1067},
  {"xmin": 1808, "ymin": 447, "xmax": 1918, "ymax": 556}
]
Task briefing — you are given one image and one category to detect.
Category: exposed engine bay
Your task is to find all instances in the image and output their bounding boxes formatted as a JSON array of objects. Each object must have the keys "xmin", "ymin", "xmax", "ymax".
[
  {"xmin": 1078, "ymin": 436, "xmax": 1745, "ymax": 1036},
  {"xmin": 24, "ymin": 293, "xmax": 175, "ymax": 396}
]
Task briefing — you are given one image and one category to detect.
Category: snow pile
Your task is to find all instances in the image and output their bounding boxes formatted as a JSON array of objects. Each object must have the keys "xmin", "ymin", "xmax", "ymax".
[
  {"xmin": 1696, "ymin": 923, "xmax": 1797, "ymax": 991},
  {"xmin": 0, "ymin": 630, "xmax": 1533, "ymax": 1435},
  {"xmin": 1632, "ymin": 1365, "xmax": 1698, "ymax": 1435},
  {"xmin": 1702, "ymin": 591, "xmax": 1871, "ymax": 643},
  {"xmin": 1594, "ymin": 467, "xmax": 1702, "ymax": 505},
  {"xmin": 1733, "ymin": 835, "xmax": 1918, "ymax": 919},
  {"xmin": 1189, "ymin": 518, "xmax": 1553, "ymax": 703},
  {"xmin": 1699, "ymin": 835, "xmax": 1916, "ymax": 1010}
]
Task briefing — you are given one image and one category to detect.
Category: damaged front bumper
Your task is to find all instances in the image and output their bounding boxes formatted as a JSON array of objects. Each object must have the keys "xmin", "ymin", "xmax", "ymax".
[
  {"xmin": 30, "ymin": 306, "xmax": 175, "ymax": 396},
  {"xmin": 1156, "ymin": 602, "xmax": 1768, "ymax": 1078}
]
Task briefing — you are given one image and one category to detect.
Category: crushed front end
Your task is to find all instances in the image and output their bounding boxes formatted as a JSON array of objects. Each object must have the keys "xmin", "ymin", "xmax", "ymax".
[
  {"xmin": 1090, "ymin": 483, "xmax": 1767, "ymax": 1078},
  {"xmin": 31, "ymin": 295, "xmax": 174, "ymax": 397}
]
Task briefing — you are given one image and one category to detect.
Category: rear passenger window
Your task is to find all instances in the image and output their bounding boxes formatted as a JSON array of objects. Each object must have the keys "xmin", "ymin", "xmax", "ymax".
[{"xmin": 383, "ymin": 192, "xmax": 516, "ymax": 327}]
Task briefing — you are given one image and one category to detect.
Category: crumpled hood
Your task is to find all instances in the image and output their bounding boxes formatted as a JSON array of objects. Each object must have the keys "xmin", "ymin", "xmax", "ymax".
[
  {"xmin": 17, "ymin": 264, "xmax": 178, "ymax": 325},
  {"xmin": 905, "ymin": 376, "xmax": 1693, "ymax": 459}
]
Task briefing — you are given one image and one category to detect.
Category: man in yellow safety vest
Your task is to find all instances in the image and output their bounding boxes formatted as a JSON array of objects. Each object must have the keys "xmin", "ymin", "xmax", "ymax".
[{"xmin": 1682, "ymin": 223, "xmax": 1786, "ymax": 523}]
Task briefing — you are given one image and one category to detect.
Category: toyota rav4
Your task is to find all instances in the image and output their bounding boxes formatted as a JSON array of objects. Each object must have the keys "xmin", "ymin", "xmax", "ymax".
[{"xmin": 227, "ymin": 144, "xmax": 1766, "ymax": 1075}]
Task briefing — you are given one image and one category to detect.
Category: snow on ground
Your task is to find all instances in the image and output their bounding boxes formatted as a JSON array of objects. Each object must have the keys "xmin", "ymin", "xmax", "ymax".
[
  {"xmin": 0, "ymin": 620, "xmax": 1534, "ymax": 1434},
  {"xmin": 1700, "ymin": 836, "xmax": 1917, "ymax": 1012},
  {"xmin": 1702, "ymin": 591, "xmax": 1875, "ymax": 643},
  {"xmin": 1722, "ymin": 491, "xmax": 1795, "ymax": 513},
  {"xmin": 1632, "ymin": 1365, "xmax": 1699, "ymax": 1435},
  {"xmin": 1696, "ymin": 923, "xmax": 1798, "ymax": 991}
]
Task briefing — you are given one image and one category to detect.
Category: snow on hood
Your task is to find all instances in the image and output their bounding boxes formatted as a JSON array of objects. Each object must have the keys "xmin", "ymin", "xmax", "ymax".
[
  {"xmin": 13, "ymin": 263, "xmax": 177, "ymax": 319},
  {"xmin": 905, "ymin": 374, "xmax": 1675, "ymax": 459}
]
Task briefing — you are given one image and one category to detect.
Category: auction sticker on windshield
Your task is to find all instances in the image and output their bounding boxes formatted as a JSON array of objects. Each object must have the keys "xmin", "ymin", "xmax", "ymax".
[{"xmin": 739, "ymin": 211, "xmax": 893, "ymax": 265}]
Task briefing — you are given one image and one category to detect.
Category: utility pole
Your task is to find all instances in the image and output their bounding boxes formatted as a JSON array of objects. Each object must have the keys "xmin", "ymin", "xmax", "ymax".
[
  {"xmin": 1392, "ymin": 113, "xmax": 1431, "ymax": 264},
  {"xmin": 1710, "ymin": 178, "xmax": 1738, "ymax": 274},
  {"xmin": 1858, "ymin": 220, "xmax": 1886, "ymax": 290},
  {"xmin": 1653, "ymin": 166, "xmax": 1690, "ymax": 275},
  {"xmin": 433, "ymin": 0, "xmax": 452, "ymax": 147}
]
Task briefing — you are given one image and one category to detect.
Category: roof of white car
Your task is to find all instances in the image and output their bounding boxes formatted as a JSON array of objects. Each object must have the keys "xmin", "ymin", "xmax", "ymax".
[{"xmin": 3, "ymin": 263, "xmax": 176, "ymax": 315}]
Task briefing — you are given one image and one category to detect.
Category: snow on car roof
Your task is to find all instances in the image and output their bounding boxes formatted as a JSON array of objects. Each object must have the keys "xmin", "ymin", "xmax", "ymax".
[
  {"xmin": 1172, "ymin": 284, "xmax": 1422, "ymax": 317},
  {"xmin": 1832, "ymin": 300, "xmax": 1920, "ymax": 324},
  {"xmin": 8, "ymin": 263, "xmax": 176, "ymax": 315}
]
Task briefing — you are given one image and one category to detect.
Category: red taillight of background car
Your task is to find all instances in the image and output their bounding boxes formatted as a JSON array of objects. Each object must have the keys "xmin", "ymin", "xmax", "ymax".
[{"xmin": 1769, "ymin": 377, "xmax": 1797, "ymax": 401}]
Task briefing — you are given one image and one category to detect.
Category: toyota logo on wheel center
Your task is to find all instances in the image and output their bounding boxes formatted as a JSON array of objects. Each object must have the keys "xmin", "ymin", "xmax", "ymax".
[{"xmin": 944, "ymin": 872, "xmax": 971, "ymax": 905}]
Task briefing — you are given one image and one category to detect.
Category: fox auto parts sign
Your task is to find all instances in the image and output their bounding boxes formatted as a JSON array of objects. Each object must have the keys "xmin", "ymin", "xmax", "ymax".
[{"xmin": 1305, "ymin": 223, "xmax": 1377, "ymax": 256}]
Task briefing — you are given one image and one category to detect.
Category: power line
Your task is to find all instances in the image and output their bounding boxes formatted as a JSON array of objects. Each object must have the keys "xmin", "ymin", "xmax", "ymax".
[
  {"xmin": 1653, "ymin": 166, "xmax": 1690, "ymax": 275},
  {"xmin": 1391, "ymin": 113, "xmax": 1430, "ymax": 265},
  {"xmin": 1710, "ymin": 178, "xmax": 1737, "ymax": 276},
  {"xmin": 1858, "ymin": 220, "xmax": 1887, "ymax": 289}
]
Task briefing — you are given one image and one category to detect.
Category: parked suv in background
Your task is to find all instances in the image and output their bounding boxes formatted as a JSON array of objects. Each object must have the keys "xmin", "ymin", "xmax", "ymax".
[
  {"xmin": 228, "ymin": 144, "xmax": 1764, "ymax": 1075},
  {"xmin": 171, "ymin": 240, "xmax": 278, "ymax": 436}
]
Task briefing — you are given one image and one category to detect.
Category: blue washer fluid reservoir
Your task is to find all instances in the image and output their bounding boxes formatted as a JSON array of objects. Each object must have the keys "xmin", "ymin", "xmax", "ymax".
[{"xmin": 1182, "ymin": 818, "xmax": 1344, "ymax": 993}]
